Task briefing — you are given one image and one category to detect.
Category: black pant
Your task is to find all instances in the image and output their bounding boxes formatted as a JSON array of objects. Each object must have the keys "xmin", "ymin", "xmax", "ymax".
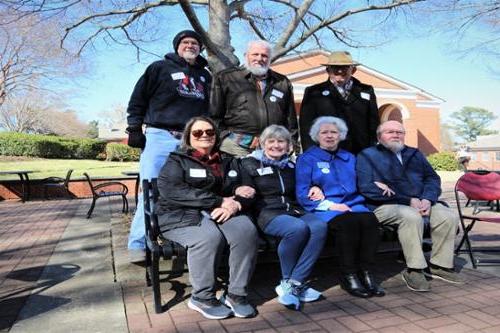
[{"xmin": 328, "ymin": 212, "xmax": 380, "ymax": 274}]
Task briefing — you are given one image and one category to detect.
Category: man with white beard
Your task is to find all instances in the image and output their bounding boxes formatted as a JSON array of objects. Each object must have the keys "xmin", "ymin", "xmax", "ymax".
[
  {"xmin": 125, "ymin": 30, "xmax": 211, "ymax": 262},
  {"xmin": 210, "ymin": 40, "xmax": 298, "ymax": 157},
  {"xmin": 356, "ymin": 121, "xmax": 464, "ymax": 292}
]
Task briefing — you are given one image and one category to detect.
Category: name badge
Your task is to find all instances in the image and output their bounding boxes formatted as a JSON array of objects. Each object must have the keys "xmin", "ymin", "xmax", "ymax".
[
  {"xmin": 171, "ymin": 72, "xmax": 186, "ymax": 80},
  {"xmin": 257, "ymin": 167, "xmax": 274, "ymax": 176},
  {"xmin": 317, "ymin": 162, "xmax": 330, "ymax": 169},
  {"xmin": 189, "ymin": 168, "xmax": 207, "ymax": 178},
  {"xmin": 271, "ymin": 89, "xmax": 284, "ymax": 99},
  {"xmin": 360, "ymin": 92, "xmax": 370, "ymax": 100}
]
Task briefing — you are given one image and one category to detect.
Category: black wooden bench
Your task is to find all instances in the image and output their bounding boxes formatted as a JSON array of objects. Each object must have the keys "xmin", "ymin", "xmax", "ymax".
[{"xmin": 142, "ymin": 178, "xmax": 435, "ymax": 313}]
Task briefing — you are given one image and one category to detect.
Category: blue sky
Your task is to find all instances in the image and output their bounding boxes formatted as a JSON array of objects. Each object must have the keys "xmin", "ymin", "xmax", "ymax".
[{"xmin": 68, "ymin": 9, "xmax": 500, "ymax": 132}]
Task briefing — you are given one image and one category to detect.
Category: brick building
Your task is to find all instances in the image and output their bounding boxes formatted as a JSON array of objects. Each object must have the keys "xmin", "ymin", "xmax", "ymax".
[
  {"xmin": 466, "ymin": 134, "xmax": 500, "ymax": 170},
  {"xmin": 271, "ymin": 50, "xmax": 444, "ymax": 155}
]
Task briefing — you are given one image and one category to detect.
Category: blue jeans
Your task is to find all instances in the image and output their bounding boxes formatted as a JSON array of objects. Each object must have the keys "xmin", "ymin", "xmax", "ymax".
[
  {"xmin": 264, "ymin": 213, "xmax": 328, "ymax": 283},
  {"xmin": 128, "ymin": 127, "xmax": 180, "ymax": 250}
]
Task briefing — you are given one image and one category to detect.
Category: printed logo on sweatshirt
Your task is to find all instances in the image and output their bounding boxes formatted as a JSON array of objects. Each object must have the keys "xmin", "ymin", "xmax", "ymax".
[{"xmin": 177, "ymin": 75, "xmax": 205, "ymax": 99}]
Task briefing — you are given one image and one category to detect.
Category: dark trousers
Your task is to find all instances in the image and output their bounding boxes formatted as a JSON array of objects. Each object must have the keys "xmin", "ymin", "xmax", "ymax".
[{"xmin": 328, "ymin": 212, "xmax": 380, "ymax": 274}]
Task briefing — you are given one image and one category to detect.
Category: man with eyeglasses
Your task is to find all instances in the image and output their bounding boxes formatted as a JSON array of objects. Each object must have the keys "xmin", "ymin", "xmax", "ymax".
[
  {"xmin": 356, "ymin": 120, "xmax": 464, "ymax": 292},
  {"xmin": 210, "ymin": 40, "xmax": 298, "ymax": 157},
  {"xmin": 125, "ymin": 30, "xmax": 211, "ymax": 263},
  {"xmin": 299, "ymin": 51, "xmax": 379, "ymax": 153}
]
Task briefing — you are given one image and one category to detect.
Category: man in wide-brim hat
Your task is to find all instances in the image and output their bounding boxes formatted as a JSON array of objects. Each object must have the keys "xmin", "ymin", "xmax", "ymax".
[{"xmin": 299, "ymin": 51, "xmax": 380, "ymax": 153}]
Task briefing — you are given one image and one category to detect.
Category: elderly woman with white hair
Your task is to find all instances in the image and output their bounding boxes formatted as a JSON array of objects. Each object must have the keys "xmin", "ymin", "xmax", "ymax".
[
  {"xmin": 239, "ymin": 124, "xmax": 328, "ymax": 310},
  {"xmin": 296, "ymin": 116, "xmax": 384, "ymax": 298}
]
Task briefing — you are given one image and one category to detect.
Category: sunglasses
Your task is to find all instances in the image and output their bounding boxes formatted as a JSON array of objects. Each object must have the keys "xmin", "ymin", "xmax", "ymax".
[{"xmin": 191, "ymin": 129, "xmax": 216, "ymax": 138}]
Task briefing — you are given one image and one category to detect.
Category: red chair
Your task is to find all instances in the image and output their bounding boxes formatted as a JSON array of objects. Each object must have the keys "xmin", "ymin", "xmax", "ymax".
[{"xmin": 454, "ymin": 172, "xmax": 500, "ymax": 268}]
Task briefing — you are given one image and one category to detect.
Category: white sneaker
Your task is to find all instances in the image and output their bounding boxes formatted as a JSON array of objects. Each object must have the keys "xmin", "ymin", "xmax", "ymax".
[
  {"xmin": 296, "ymin": 285, "xmax": 321, "ymax": 302},
  {"xmin": 275, "ymin": 280, "xmax": 300, "ymax": 310}
]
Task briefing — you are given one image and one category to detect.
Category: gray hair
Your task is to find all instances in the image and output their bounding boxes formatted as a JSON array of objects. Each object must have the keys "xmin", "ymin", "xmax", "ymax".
[
  {"xmin": 246, "ymin": 40, "xmax": 272, "ymax": 57},
  {"xmin": 309, "ymin": 116, "xmax": 348, "ymax": 143},
  {"xmin": 259, "ymin": 124, "xmax": 291, "ymax": 148}
]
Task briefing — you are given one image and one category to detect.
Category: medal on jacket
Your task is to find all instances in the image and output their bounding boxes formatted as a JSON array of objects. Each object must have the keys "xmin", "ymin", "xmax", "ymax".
[{"xmin": 317, "ymin": 162, "xmax": 330, "ymax": 174}]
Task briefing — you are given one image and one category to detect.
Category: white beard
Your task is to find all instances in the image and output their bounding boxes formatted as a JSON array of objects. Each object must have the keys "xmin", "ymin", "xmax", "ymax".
[
  {"xmin": 245, "ymin": 63, "xmax": 269, "ymax": 76},
  {"xmin": 182, "ymin": 50, "xmax": 198, "ymax": 62},
  {"xmin": 382, "ymin": 141, "xmax": 404, "ymax": 153}
]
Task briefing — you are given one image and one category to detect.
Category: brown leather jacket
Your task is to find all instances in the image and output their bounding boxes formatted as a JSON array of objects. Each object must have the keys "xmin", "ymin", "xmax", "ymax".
[{"xmin": 209, "ymin": 66, "xmax": 298, "ymax": 146}]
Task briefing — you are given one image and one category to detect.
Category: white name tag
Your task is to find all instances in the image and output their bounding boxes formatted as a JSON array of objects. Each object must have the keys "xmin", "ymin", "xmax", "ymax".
[
  {"xmin": 271, "ymin": 89, "xmax": 284, "ymax": 99},
  {"xmin": 257, "ymin": 167, "xmax": 274, "ymax": 176},
  {"xmin": 171, "ymin": 72, "xmax": 186, "ymax": 80},
  {"xmin": 360, "ymin": 92, "xmax": 370, "ymax": 100},
  {"xmin": 189, "ymin": 168, "xmax": 207, "ymax": 178},
  {"xmin": 317, "ymin": 162, "xmax": 330, "ymax": 169}
]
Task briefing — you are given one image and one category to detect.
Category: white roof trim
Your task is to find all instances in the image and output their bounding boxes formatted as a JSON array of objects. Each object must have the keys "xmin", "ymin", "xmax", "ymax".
[
  {"xmin": 416, "ymin": 100, "xmax": 442, "ymax": 109},
  {"xmin": 287, "ymin": 67, "xmax": 325, "ymax": 80},
  {"xmin": 375, "ymin": 88, "xmax": 417, "ymax": 100},
  {"xmin": 272, "ymin": 49, "xmax": 329, "ymax": 65}
]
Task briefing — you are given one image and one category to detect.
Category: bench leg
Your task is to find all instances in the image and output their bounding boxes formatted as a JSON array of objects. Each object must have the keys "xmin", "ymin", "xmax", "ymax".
[
  {"xmin": 151, "ymin": 251, "xmax": 162, "ymax": 313},
  {"xmin": 145, "ymin": 248, "xmax": 152, "ymax": 287}
]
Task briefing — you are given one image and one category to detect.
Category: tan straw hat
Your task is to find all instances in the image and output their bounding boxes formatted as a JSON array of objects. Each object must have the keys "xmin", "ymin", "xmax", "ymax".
[{"xmin": 322, "ymin": 51, "xmax": 359, "ymax": 66}]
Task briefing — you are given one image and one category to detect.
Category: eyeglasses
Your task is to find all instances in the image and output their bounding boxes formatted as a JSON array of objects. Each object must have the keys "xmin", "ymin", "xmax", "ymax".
[{"xmin": 191, "ymin": 129, "xmax": 216, "ymax": 138}]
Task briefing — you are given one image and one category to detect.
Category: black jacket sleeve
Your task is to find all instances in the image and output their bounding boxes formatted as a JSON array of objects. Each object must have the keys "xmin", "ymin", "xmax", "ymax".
[
  {"xmin": 285, "ymin": 82, "xmax": 300, "ymax": 153},
  {"xmin": 367, "ymin": 86, "xmax": 380, "ymax": 146},
  {"xmin": 299, "ymin": 86, "xmax": 317, "ymax": 152},
  {"xmin": 126, "ymin": 63, "xmax": 160, "ymax": 128}
]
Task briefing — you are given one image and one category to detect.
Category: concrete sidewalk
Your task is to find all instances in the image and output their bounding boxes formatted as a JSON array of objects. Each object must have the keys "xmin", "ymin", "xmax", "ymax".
[
  {"xmin": 1, "ymin": 199, "xmax": 128, "ymax": 333},
  {"xmin": 1, "ymin": 184, "xmax": 500, "ymax": 332}
]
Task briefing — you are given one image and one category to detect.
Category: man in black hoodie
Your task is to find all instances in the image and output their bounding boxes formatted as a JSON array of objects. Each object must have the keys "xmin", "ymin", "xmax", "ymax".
[{"xmin": 126, "ymin": 30, "xmax": 211, "ymax": 261}]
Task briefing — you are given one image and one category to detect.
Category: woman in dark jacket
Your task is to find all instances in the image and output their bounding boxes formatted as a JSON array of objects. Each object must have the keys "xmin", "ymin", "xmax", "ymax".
[
  {"xmin": 296, "ymin": 116, "xmax": 384, "ymax": 298},
  {"xmin": 239, "ymin": 125, "xmax": 328, "ymax": 310},
  {"xmin": 157, "ymin": 116, "xmax": 258, "ymax": 320}
]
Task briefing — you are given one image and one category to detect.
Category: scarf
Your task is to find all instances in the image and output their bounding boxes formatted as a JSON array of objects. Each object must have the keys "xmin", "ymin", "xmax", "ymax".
[
  {"xmin": 249, "ymin": 150, "xmax": 290, "ymax": 169},
  {"xmin": 189, "ymin": 149, "xmax": 223, "ymax": 178}
]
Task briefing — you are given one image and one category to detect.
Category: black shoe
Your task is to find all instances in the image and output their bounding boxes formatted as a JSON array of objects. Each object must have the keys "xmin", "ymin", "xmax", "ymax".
[
  {"xmin": 339, "ymin": 273, "xmax": 371, "ymax": 298},
  {"xmin": 358, "ymin": 270, "xmax": 385, "ymax": 297}
]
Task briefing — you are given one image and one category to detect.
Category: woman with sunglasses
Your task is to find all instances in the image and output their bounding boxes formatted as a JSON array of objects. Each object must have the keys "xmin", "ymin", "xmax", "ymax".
[{"xmin": 156, "ymin": 116, "xmax": 258, "ymax": 320}]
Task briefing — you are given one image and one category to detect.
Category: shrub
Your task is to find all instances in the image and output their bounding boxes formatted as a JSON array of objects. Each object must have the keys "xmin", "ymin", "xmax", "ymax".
[
  {"xmin": 74, "ymin": 139, "xmax": 107, "ymax": 159},
  {"xmin": 0, "ymin": 132, "xmax": 106, "ymax": 159},
  {"xmin": 105, "ymin": 143, "xmax": 140, "ymax": 161},
  {"xmin": 427, "ymin": 152, "xmax": 459, "ymax": 171}
]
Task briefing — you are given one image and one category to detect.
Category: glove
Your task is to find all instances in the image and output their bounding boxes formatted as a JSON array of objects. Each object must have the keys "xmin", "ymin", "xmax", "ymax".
[{"xmin": 127, "ymin": 128, "xmax": 146, "ymax": 149}]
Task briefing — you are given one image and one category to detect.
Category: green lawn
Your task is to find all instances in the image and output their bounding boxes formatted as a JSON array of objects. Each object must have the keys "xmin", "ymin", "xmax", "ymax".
[{"xmin": 0, "ymin": 157, "xmax": 139, "ymax": 180}]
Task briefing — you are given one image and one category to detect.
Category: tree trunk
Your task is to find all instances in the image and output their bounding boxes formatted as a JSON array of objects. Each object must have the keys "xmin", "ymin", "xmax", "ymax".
[{"xmin": 208, "ymin": 0, "xmax": 239, "ymax": 73}]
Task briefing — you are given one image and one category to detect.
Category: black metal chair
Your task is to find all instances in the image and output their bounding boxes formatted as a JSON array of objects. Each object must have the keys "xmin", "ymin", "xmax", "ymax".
[
  {"xmin": 143, "ymin": 178, "xmax": 187, "ymax": 313},
  {"xmin": 42, "ymin": 169, "xmax": 73, "ymax": 200},
  {"xmin": 83, "ymin": 172, "xmax": 129, "ymax": 219}
]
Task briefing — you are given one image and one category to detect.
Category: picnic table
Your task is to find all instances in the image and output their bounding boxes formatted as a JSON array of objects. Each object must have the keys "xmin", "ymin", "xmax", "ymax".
[{"xmin": 0, "ymin": 170, "xmax": 34, "ymax": 202}]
